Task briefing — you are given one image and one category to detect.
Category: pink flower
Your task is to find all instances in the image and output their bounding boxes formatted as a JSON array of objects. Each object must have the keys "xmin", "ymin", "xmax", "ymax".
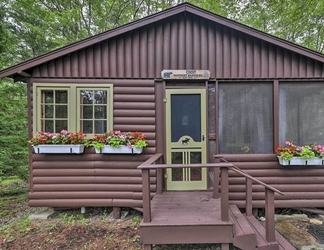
[{"xmin": 61, "ymin": 129, "xmax": 68, "ymax": 135}]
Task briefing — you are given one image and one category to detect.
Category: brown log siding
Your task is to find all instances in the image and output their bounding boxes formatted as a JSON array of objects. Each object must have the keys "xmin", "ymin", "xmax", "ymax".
[
  {"xmin": 221, "ymin": 154, "xmax": 324, "ymax": 208},
  {"xmin": 28, "ymin": 80, "xmax": 156, "ymax": 208}
]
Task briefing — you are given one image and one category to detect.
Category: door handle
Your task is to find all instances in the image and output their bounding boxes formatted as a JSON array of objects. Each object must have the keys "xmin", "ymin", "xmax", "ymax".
[{"xmin": 202, "ymin": 135, "xmax": 205, "ymax": 141}]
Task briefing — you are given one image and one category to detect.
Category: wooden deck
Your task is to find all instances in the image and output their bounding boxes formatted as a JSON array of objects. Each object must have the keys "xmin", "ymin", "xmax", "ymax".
[
  {"xmin": 140, "ymin": 191, "xmax": 296, "ymax": 250},
  {"xmin": 138, "ymin": 155, "xmax": 296, "ymax": 250},
  {"xmin": 140, "ymin": 191, "xmax": 233, "ymax": 246}
]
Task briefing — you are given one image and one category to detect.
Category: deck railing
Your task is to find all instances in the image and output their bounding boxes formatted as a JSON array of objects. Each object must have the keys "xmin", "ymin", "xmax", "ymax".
[{"xmin": 138, "ymin": 153, "xmax": 284, "ymax": 243}]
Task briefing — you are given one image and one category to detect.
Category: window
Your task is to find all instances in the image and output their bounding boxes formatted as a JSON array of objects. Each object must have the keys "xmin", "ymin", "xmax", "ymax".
[
  {"xmin": 39, "ymin": 89, "xmax": 68, "ymax": 133},
  {"xmin": 218, "ymin": 83, "xmax": 273, "ymax": 154},
  {"xmin": 279, "ymin": 82, "xmax": 324, "ymax": 145},
  {"xmin": 34, "ymin": 84, "xmax": 113, "ymax": 136}
]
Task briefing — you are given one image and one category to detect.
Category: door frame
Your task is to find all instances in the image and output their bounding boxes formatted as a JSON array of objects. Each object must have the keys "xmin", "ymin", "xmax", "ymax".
[{"xmin": 165, "ymin": 88, "xmax": 207, "ymax": 190}]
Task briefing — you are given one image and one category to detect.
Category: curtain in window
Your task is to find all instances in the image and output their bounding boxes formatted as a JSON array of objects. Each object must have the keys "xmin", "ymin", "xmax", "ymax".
[
  {"xmin": 279, "ymin": 83, "xmax": 324, "ymax": 146},
  {"xmin": 218, "ymin": 83, "xmax": 273, "ymax": 154}
]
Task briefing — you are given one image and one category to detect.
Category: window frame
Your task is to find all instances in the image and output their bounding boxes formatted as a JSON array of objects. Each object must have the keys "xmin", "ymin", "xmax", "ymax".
[{"xmin": 33, "ymin": 83, "xmax": 113, "ymax": 137}]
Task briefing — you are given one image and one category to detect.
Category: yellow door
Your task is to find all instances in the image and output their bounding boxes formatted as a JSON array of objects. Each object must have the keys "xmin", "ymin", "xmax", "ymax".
[{"xmin": 166, "ymin": 89, "xmax": 207, "ymax": 190}]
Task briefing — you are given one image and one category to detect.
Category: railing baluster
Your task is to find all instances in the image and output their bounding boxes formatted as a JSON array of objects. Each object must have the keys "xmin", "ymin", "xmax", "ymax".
[
  {"xmin": 156, "ymin": 168, "xmax": 163, "ymax": 194},
  {"xmin": 220, "ymin": 167, "xmax": 229, "ymax": 222},
  {"xmin": 245, "ymin": 178, "xmax": 252, "ymax": 216},
  {"xmin": 265, "ymin": 188, "xmax": 276, "ymax": 242},
  {"xmin": 213, "ymin": 167, "xmax": 220, "ymax": 198},
  {"xmin": 142, "ymin": 168, "xmax": 151, "ymax": 223},
  {"xmin": 213, "ymin": 157, "xmax": 221, "ymax": 199}
]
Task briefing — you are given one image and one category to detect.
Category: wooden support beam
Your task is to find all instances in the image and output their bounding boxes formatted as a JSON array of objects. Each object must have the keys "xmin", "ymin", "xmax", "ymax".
[
  {"xmin": 221, "ymin": 167, "xmax": 229, "ymax": 222},
  {"xmin": 17, "ymin": 70, "xmax": 31, "ymax": 78},
  {"xmin": 142, "ymin": 169, "xmax": 151, "ymax": 223},
  {"xmin": 113, "ymin": 207, "xmax": 121, "ymax": 219},
  {"xmin": 246, "ymin": 178, "xmax": 252, "ymax": 216},
  {"xmin": 265, "ymin": 189, "xmax": 276, "ymax": 242}
]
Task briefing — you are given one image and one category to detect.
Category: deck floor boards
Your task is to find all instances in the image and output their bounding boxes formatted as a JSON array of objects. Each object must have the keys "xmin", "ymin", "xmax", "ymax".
[{"xmin": 149, "ymin": 191, "xmax": 231, "ymax": 226}]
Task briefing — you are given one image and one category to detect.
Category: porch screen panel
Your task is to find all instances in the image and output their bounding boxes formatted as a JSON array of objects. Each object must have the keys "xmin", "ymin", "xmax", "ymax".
[
  {"xmin": 279, "ymin": 83, "xmax": 324, "ymax": 145},
  {"xmin": 218, "ymin": 83, "xmax": 273, "ymax": 154}
]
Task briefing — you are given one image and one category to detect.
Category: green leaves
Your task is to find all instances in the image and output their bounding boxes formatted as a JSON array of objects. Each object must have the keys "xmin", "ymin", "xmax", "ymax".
[{"xmin": 0, "ymin": 80, "xmax": 28, "ymax": 180}]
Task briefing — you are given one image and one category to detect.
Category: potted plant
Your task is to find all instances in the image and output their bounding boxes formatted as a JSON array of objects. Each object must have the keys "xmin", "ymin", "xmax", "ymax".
[
  {"xmin": 29, "ymin": 130, "xmax": 88, "ymax": 154},
  {"xmin": 91, "ymin": 130, "xmax": 147, "ymax": 154},
  {"xmin": 276, "ymin": 141, "xmax": 323, "ymax": 166}
]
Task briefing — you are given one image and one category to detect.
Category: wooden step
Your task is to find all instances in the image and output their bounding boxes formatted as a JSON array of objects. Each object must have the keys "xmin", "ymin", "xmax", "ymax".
[
  {"xmin": 246, "ymin": 215, "xmax": 279, "ymax": 250},
  {"xmin": 229, "ymin": 205, "xmax": 257, "ymax": 250}
]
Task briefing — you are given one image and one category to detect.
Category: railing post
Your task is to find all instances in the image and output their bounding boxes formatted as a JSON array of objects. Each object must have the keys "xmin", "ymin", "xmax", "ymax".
[
  {"xmin": 142, "ymin": 168, "xmax": 151, "ymax": 223},
  {"xmin": 213, "ymin": 157, "xmax": 221, "ymax": 198},
  {"xmin": 156, "ymin": 168, "xmax": 163, "ymax": 194},
  {"xmin": 245, "ymin": 178, "xmax": 253, "ymax": 216},
  {"xmin": 220, "ymin": 167, "xmax": 229, "ymax": 221},
  {"xmin": 265, "ymin": 188, "xmax": 276, "ymax": 242}
]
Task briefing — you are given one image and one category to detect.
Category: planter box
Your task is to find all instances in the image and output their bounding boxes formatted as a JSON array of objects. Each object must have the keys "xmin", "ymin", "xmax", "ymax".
[
  {"xmin": 277, "ymin": 156, "xmax": 323, "ymax": 166},
  {"xmin": 33, "ymin": 144, "xmax": 85, "ymax": 154},
  {"xmin": 306, "ymin": 157, "xmax": 323, "ymax": 166},
  {"xmin": 95, "ymin": 145, "xmax": 143, "ymax": 154}
]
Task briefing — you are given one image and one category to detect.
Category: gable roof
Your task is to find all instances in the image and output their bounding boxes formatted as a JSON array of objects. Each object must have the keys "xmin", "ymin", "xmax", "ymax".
[{"xmin": 1, "ymin": 2, "xmax": 324, "ymax": 80}]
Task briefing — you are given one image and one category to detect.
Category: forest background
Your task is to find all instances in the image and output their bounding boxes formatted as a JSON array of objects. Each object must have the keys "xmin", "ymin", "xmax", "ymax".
[{"xmin": 1, "ymin": 0, "xmax": 324, "ymax": 183}]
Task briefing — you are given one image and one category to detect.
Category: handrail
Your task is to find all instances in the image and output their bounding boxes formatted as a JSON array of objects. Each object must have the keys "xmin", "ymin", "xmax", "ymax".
[
  {"xmin": 138, "ymin": 163, "xmax": 234, "ymax": 169},
  {"xmin": 229, "ymin": 166, "xmax": 284, "ymax": 196},
  {"xmin": 216, "ymin": 156, "xmax": 284, "ymax": 196},
  {"xmin": 138, "ymin": 154, "xmax": 283, "ymax": 243}
]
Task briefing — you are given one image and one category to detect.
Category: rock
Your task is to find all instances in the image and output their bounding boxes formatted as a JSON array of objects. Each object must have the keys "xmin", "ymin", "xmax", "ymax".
[
  {"xmin": 29, "ymin": 208, "xmax": 57, "ymax": 220},
  {"xmin": 275, "ymin": 214, "xmax": 292, "ymax": 222},
  {"xmin": 301, "ymin": 245, "xmax": 324, "ymax": 250},
  {"xmin": 292, "ymin": 214, "xmax": 309, "ymax": 222},
  {"xmin": 310, "ymin": 219, "xmax": 323, "ymax": 225},
  {"xmin": 259, "ymin": 216, "xmax": 266, "ymax": 222}
]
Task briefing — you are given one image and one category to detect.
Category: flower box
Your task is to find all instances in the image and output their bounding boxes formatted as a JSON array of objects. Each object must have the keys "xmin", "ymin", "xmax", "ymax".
[
  {"xmin": 277, "ymin": 156, "xmax": 323, "ymax": 166},
  {"xmin": 95, "ymin": 145, "xmax": 143, "ymax": 154},
  {"xmin": 306, "ymin": 157, "xmax": 323, "ymax": 166},
  {"xmin": 33, "ymin": 144, "xmax": 85, "ymax": 154}
]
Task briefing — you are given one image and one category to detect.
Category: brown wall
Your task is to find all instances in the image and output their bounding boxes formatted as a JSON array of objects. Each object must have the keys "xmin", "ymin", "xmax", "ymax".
[
  {"xmin": 222, "ymin": 154, "xmax": 324, "ymax": 208},
  {"xmin": 28, "ymin": 79, "xmax": 157, "ymax": 208},
  {"xmin": 28, "ymin": 151, "xmax": 156, "ymax": 207},
  {"xmin": 31, "ymin": 12, "xmax": 324, "ymax": 80},
  {"xmin": 27, "ymin": 12, "xmax": 324, "ymax": 209}
]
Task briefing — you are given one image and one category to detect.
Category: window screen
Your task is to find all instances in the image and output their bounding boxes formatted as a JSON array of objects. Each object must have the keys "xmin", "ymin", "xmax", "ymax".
[
  {"xmin": 279, "ymin": 83, "xmax": 324, "ymax": 145},
  {"xmin": 218, "ymin": 83, "xmax": 273, "ymax": 153}
]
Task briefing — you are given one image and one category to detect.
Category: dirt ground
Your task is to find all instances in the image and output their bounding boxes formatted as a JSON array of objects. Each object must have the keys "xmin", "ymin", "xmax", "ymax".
[
  {"xmin": 1, "ymin": 185, "xmax": 324, "ymax": 250},
  {"xmin": 0, "ymin": 187, "xmax": 225, "ymax": 250}
]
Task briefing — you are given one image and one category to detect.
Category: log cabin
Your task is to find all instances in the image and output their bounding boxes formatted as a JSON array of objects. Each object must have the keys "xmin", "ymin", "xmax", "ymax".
[{"xmin": 1, "ymin": 3, "xmax": 323, "ymax": 249}]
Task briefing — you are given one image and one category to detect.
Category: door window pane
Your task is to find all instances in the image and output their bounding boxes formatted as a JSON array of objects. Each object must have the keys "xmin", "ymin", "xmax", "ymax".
[
  {"xmin": 218, "ymin": 83, "xmax": 273, "ymax": 153},
  {"xmin": 171, "ymin": 94, "xmax": 201, "ymax": 142},
  {"xmin": 279, "ymin": 83, "xmax": 324, "ymax": 145}
]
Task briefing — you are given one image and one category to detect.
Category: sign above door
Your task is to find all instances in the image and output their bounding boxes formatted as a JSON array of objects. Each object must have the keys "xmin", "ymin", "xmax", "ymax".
[{"xmin": 161, "ymin": 70, "xmax": 210, "ymax": 80}]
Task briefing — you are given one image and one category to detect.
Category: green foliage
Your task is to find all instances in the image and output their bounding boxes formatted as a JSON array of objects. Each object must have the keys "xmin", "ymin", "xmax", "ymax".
[
  {"xmin": 232, "ymin": 0, "xmax": 324, "ymax": 53},
  {"xmin": 0, "ymin": 80, "xmax": 28, "ymax": 180},
  {"xmin": 60, "ymin": 213, "xmax": 89, "ymax": 227}
]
